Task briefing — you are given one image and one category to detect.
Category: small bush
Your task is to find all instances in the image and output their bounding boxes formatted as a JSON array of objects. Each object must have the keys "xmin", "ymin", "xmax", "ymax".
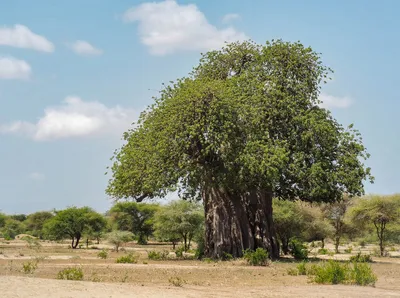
[
  {"xmin": 313, "ymin": 260, "xmax": 349, "ymax": 285},
  {"xmin": 175, "ymin": 246, "xmax": 185, "ymax": 258},
  {"xmin": 359, "ymin": 240, "xmax": 366, "ymax": 248},
  {"xmin": 57, "ymin": 267, "xmax": 84, "ymax": 280},
  {"xmin": 169, "ymin": 276, "xmax": 186, "ymax": 287},
  {"xmin": 349, "ymin": 252, "xmax": 373, "ymax": 263},
  {"xmin": 311, "ymin": 260, "xmax": 377, "ymax": 286},
  {"xmin": 318, "ymin": 248, "xmax": 329, "ymax": 255},
  {"xmin": 297, "ymin": 261, "xmax": 308, "ymax": 275},
  {"xmin": 97, "ymin": 249, "xmax": 108, "ymax": 259},
  {"xmin": 222, "ymin": 252, "xmax": 233, "ymax": 261},
  {"xmin": 289, "ymin": 239, "xmax": 308, "ymax": 260},
  {"xmin": 147, "ymin": 250, "xmax": 169, "ymax": 260},
  {"xmin": 344, "ymin": 247, "xmax": 353, "ymax": 254},
  {"xmin": 286, "ymin": 267, "xmax": 299, "ymax": 276},
  {"xmin": 116, "ymin": 253, "xmax": 137, "ymax": 264},
  {"xmin": 202, "ymin": 257, "xmax": 214, "ymax": 263},
  {"xmin": 351, "ymin": 262, "xmax": 377, "ymax": 286},
  {"xmin": 22, "ymin": 261, "xmax": 38, "ymax": 274},
  {"xmin": 243, "ymin": 248, "xmax": 269, "ymax": 266}
]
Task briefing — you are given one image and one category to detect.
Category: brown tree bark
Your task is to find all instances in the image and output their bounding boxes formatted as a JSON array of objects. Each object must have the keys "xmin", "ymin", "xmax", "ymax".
[{"xmin": 203, "ymin": 186, "xmax": 279, "ymax": 259}]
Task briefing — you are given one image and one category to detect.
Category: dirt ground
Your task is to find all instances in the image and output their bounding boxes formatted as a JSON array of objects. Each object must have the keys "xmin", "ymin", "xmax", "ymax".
[{"xmin": 0, "ymin": 240, "xmax": 399, "ymax": 297}]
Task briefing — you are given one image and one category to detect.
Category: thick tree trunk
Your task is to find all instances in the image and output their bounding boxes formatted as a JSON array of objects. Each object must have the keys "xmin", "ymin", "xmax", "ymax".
[
  {"xmin": 334, "ymin": 236, "xmax": 340, "ymax": 253},
  {"xmin": 203, "ymin": 187, "xmax": 279, "ymax": 259},
  {"xmin": 281, "ymin": 238, "xmax": 289, "ymax": 255}
]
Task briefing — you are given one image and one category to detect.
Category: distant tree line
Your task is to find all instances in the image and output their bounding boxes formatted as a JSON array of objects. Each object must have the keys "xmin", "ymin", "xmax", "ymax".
[{"xmin": 0, "ymin": 195, "xmax": 399, "ymax": 257}]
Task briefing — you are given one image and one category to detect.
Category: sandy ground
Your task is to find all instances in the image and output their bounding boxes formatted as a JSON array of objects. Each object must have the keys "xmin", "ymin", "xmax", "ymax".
[{"xmin": 1, "ymin": 276, "xmax": 399, "ymax": 298}]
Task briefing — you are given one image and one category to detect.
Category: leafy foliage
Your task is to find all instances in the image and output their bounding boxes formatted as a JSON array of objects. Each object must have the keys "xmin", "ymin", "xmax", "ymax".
[
  {"xmin": 110, "ymin": 202, "xmax": 159, "ymax": 244},
  {"xmin": 350, "ymin": 195, "xmax": 400, "ymax": 256},
  {"xmin": 243, "ymin": 248, "xmax": 269, "ymax": 266},
  {"xmin": 116, "ymin": 253, "xmax": 138, "ymax": 264},
  {"xmin": 289, "ymin": 239, "xmax": 308, "ymax": 260},
  {"xmin": 154, "ymin": 200, "xmax": 203, "ymax": 251},
  {"xmin": 105, "ymin": 230, "xmax": 133, "ymax": 252},
  {"xmin": 25, "ymin": 211, "xmax": 54, "ymax": 239},
  {"xmin": 43, "ymin": 207, "xmax": 106, "ymax": 249}
]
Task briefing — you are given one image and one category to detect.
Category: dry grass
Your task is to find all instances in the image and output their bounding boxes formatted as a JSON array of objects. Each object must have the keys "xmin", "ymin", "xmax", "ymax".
[{"xmin": 0, "ymin": 240, "xmax": 399, "ymax": 293}]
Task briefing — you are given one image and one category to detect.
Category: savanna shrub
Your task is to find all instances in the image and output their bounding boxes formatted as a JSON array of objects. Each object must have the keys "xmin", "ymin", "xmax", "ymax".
[
  {"xmin": 97, "ymin": 249, "xmax": 108, "ymax": 259},
  {"xmin": 175, "ymin": 246, "xmax": 185, "ymax": 258},
  {"xmin": 116, "ymin": 253, "xmax": 137, "ymax": 264},
  {"xmin": 311, "ymin": 260, "xmax": 377, "ymax": 286},
  {"xmin": 22, "ymin": 261, "xmax": 38, "ymax": 274},
  {"xmin": 313, "ymin": 260, "xmax": 349, "ymax": 284},
  {"xmin": 147, "ymin": 250, "xmax": 169, "ymax": 260},
  {"xmin": 222, "ymin": 252, "xmax": 233, "ymax": 261},
  {"xmin": 289, "ymin": 239, "xmax": 308, "ymax": 260},
  {"xmin": 351, "ymin": 262, "xmax": 377, "ymax": 286},
  {"xmin": 243, "ymin": 248, "xmax": 269, "ymax": 266},
  {"xmin": 168, "ymin": 276, "xmax": 186, "ymax": 287},
  {"xmin": 349, "ymin": 252, "xmax": 373, "ymax": 263},
  {"xmin": 318, "ymin": 248, "xmax": 329, "ymax": 255},
  {"xmin": 57, "ymin": 267, "xmax": 84, "ymax": 280},
  {"xmin": 297, "ymin": 261, "xmax": 308, "ymax": 275}
]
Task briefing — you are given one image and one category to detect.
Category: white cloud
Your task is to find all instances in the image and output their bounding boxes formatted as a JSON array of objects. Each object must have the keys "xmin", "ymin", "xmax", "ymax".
[
  {"xmin": 68, "ymin": 40, "xmax": 103, "ymax": 56},
  {"xmin": 0, "ymin": 96, "xmax": 136, "ymax": 141},
  {"xmin": 0, "ymin": 24, "xmax": 54, "ymax": 52},
  {"xmin": 0, "ymin": 57, "xmax": 31, "ymax": 79},
  {"xmin": 222, "ymin": 13, "xmax": 241, "ymax": 23},
  {"xmin": 122, "ymin": 0, "xmax": 247, "ymax": 55},
  {"xmin": 29, "ymin": 172, "xmax": 45, "ymax": 181},
  {"xmin": 319, "ymin": 93, "xmax": 353, "ymax": 109}
]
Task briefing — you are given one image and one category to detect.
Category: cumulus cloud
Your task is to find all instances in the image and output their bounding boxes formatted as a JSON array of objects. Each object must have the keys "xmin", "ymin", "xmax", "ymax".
[
  {"xmin": 122, "ymin": 0, "xmax": 247, "ymax": 55},
  {"xmin": 0, "ymin": 97, "xmax": 136, "ymax": 141},
  {"xmin": 319, "ymin": 93, "xmax": 353, "ymax": 109},
  {"xmin": 0, "ymin": 24, "xmax": 54, "ymax": 52},
  {"xmin": 68, "ymin": 40, "xmax": 103, "ymax": 56},
  {"xmin": 222, "ymin": 13, "xmax": 241, "ymax": 23},
  {"xmin": 29, "ymin": 172, "xmax": 45, "ymax": 181},
  {"xmin": 0, "ymin": 57, "xmax": 31, "ymax": 79}
]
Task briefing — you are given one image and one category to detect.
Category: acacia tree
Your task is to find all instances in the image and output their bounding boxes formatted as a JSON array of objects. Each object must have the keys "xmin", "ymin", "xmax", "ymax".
[
  {"xmin": 154, "ymin": 200, "xmax": 203, "ymax": 251},
  {"xmin": 109, "ymin": 202, "xmax": 159, "ymax": 244},
  {"xmin": 106, "ymin": 40, "xmax": 372, "ymax": 259},
  {"xmin": 43, "ymin": 207, "xmax": 106, "ymax": 249},
  {"xmin": 273, "ymin": 200, "xmax": 305, "ymax": 254},
  {"xmin": 321, "ymin": 196, "xmax": 353, "ymax": 253},
  {"xmin": 351, "ymin": 195, "xmax": 400, "ymax": 256},
  {"xmin": 25, "ymin": 211, "xmax": 54, "ymax": 239}
]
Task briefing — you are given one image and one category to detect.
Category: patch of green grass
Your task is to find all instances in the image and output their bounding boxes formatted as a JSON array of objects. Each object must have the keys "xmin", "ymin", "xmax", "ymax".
[
  {"xmin": 349, "ymin": 252, "xmax": 373, "ymax": 263},
  {"xmin": 97, "ymin": 249, "xmax": 108, "ymax": 259}
]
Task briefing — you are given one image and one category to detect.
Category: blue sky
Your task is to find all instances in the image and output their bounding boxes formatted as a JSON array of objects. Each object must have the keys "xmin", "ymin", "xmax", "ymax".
[{"xmin": 0, "ymin": 0, "xmax": 399, "ymax": 214}]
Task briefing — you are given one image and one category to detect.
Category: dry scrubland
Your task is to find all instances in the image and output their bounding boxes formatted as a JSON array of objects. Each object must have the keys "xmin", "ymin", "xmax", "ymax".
[{"xmin": 0, "ymin": 239, "xmax": 400, "ymax": 297}]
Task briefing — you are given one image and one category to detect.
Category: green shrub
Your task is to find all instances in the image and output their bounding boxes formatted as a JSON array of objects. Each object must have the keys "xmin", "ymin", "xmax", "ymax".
[
  {"xmin": 297, "ymin": 261, "xmax": 308, "ymax": 275},
  {"xmin": 147, "ymin": 250, "xmax": 169, "ymax": 260},
  {"xmin": 289, "ymin": 239, "xmax": 308, "ymax": 260},
  {"xmin": 243, "ymin": 248, "xmax": 269, "ymax": 266},
  {"xmin": 359, "ymin": 240, "xmax": 366, "ymax": 248},
  {"xmin": 313, "ymin": 260, "xmax": 349, "ymax": 284},
  {"xmin": 344, "ymin": 247, "xmax": 353, "ymax": 254},
  {"xmin": 22, "ymin": 261, "xmax": 38, "ymax": 274},
  {"xmin": 175, "ymin": 246, "xmax": 185, "ymax": 258},
  {"xmin": 222, "ymin": 252, "xmax": 233, "ymax": 261},
  {"xmin": 116, "ymin": 253, "xmax": 137, "ymax": 264},
  {"xmin": 318, "ymin": 248, "xmax": 329, "ymax": 255},
  {"xmin": 97, "ymin": 249, "xmax": 108, "ymax": 259},
  {"xmin": 351, "ymin": 262, "xmax": 377, "ymax": 286},
  {"xmin": 311, "ymin": 260, "xmax": 377, "ymax": 286},
  {"xmin": 286, "ymin": 267, "xmax": 299, "ymax": 276},
  {"xmin": 349, "ymin": 252, "xmax": 373, "ymax": 263},
  {"xmin": 57, "ymin": 267, "xmax": 84, "ymax": 280}
]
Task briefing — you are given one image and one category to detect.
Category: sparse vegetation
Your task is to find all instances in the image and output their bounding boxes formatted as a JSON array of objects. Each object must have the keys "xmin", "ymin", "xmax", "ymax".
[
  {"xmin": 116, "ymin": 253, "xmax": 138, "ymax": 264},
  {"xmin": 243, "ymin": 248, "xmax": 269, "ymax": 266},
  {"xmin": 57, "ymin": 267, "xmax": 84, "ymax": 280},
  {"xmin": 97, "ymin": 249, "xmax": 108, "ymax": 259},
  {"xmin": 22, "ymin": 261, "xmax": 38, "ymax": 274}
]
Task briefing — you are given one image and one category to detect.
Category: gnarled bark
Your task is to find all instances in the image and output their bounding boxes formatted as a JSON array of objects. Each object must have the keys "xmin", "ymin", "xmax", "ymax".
[{"xmin": 203, "ymin": 187, "xmax": 279, "ymax": 259}]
